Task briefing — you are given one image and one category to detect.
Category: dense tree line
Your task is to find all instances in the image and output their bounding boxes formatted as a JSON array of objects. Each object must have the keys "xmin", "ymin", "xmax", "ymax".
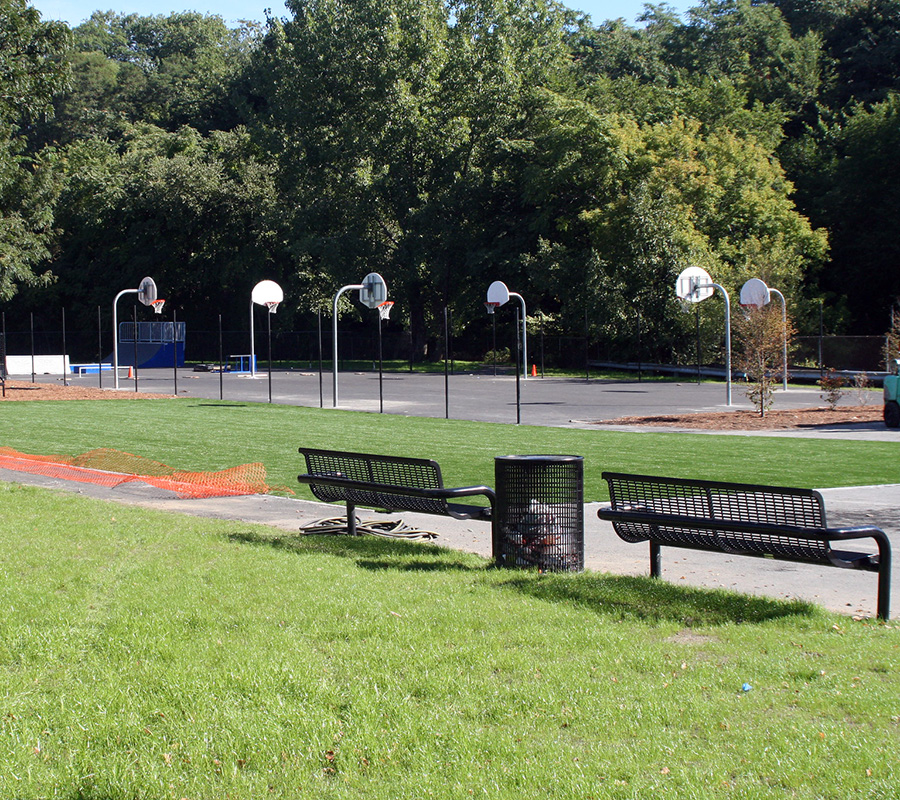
[{"xmin": 1, "ymin": 0, "xmax": 898, "ymax": 363}]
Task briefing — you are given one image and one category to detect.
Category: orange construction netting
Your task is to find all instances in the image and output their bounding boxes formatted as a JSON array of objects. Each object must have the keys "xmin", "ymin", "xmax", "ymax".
[{"xmin": 0, "ymin": 446, "xmax": 283, "ymax": 499}]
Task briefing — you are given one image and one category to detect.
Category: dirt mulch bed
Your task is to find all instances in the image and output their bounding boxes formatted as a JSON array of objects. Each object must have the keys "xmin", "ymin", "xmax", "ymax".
[
  {"xmin": 0, "ymin": 380, "xmax": 172, "ymax": 401},
  {"xmin": 593, "ymin": 406, "xmax": 883, "ymax": 430}
]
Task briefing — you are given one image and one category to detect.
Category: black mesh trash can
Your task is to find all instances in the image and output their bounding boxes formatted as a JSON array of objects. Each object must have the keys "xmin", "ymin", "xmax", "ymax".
[{"xmin": 493, "ymin": 455, "xmax": 584, "ymax": 572}]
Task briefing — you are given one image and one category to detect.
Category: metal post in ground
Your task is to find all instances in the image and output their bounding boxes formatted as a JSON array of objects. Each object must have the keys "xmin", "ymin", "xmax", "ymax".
[
  {"xmin": 443, "ymin": 306, "xmax": 449, "ymax": 420},
  {"xmin": 318, "ymin": 309, "xmax": 323, "ymax": 409},
  {"xmin": 819, "ymin": 299, "xmax": 824, "ymax": 376},
  {"xmin": 540, "ymin": 316, "xmax": 545, "ymax": 378},
  {"xmin": 218, "ymin": 314, "xmax": 223, "ymax": 400},
  {"xmin": 30, "ymin": 312, "xmax": 35, "ymax": 383},
  {"xmin": 637, "ymin": 309, "xmax": 642, "ymax": 382},
  {"xmin": 97, "ymin": 306, "xmax": 103, "ymax": 389},
  {"xmin": 132, "ymin": 305, "xmax": 139, "ymax": 392},
  {"xmin": 515, "ymin": 307, "xmax": 521, "ymax": 424},
  {"xmin": 172, "ymin": 308, "xmax": 178, "ymax": 396},
  {"xmin": 584, "ymin": 307, "xmax": 589, "ymax": 382},
  {"xmin": 448, "ymin": 306, "xmax": 454, "ymax": 375},
  {"xmin": 1, "ymin": 311, "xmax": 6, "ymax": 397},
  {"xmin": 61, "ymin": 308, "xmax": 67, "ymax": 387}
]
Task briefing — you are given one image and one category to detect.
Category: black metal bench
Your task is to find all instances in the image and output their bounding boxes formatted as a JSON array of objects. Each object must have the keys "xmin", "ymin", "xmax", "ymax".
[
  {"xmin": 297, "ymin": 447, "xmax": 495, "ymax": 535},
  {"xmin": 596, "ymin": 472, "xmax": 892, "ymax": 620}
]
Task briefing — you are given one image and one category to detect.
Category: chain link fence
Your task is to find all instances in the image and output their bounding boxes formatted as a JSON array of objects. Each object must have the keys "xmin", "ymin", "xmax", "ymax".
[{"xmin": 1, "ymin": 317, "xmax": 893, "ymax": 375}]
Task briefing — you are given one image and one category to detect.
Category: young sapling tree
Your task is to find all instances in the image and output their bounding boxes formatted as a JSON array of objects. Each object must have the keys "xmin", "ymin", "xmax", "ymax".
[{"xmin": 735, "ymin": 303, "xmax": 792, "ymax": 417}]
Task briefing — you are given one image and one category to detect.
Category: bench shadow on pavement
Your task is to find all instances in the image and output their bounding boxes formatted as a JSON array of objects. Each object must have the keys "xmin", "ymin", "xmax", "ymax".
[{"xmin": 227, "ymin": 529, "xmax": 818, "ymax": 625}]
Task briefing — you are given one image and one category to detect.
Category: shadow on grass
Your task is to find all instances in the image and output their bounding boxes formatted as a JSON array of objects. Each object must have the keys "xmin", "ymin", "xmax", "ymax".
[
  {"xmin": 500, "ymin": 571, "xmax": 819, "ymax": 626},
  {"xmin": 227, "ymin": 530, "xmax": 819, "ymax": 625},
  {"xmin": 226, "ymin": 529, "xmax": 488, "ymax": 572}
]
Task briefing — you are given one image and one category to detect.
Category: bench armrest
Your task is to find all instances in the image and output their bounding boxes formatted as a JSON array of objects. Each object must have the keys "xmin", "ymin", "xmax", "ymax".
[
  {"xmin": 824, "ymin": 525, "xmax": 892, "ymax": 546},
  {"xmin": 298, "ymin": 473, "xmax": 495, "ymax": 512}
]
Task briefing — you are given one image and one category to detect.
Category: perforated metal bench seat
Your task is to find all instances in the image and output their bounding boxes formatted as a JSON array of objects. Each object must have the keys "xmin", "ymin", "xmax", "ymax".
[
  {"xmin": 298, "ymin": 447, "xmax": 495, "ymax": 535},
  {"xmin": 596, "ymin": 472, "xmax": 892, "ymax": 620}
]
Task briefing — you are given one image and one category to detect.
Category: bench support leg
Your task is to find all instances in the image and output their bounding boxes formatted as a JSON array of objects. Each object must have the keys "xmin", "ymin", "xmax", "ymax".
[
  {"xmin": 346, "ymin": 501, "xmax": 357, "ymax": 536},
  {"xmin": 650, "ymin": 542, "xmax": 661, "ymax": 579},
  {"xmin": 877, "ymin": 559, "xmax": 891, "ymax": 621}
]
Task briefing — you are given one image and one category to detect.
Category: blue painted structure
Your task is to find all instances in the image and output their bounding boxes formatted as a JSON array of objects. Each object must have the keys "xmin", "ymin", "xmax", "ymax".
[{"xmin": 111, "ymin": 321, "xmax": 186, "ymax": 368}]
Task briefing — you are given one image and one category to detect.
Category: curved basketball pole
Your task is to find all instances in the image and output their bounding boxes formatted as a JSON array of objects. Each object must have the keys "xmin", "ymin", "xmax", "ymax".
[{"xmin": 112, "ymin": 276, "xmax": 158, "ymax": 390}]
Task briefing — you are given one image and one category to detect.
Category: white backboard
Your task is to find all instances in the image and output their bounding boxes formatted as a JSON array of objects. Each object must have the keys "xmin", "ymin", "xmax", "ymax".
[
  {"xmin": 137, "ymin": 276, "xmax": 158, "ymax": 306},
  {"xmin": 252, "ymin": 280, "xmax": 284, "ymax": 306},
  {"xmin": 487, "ymin": 280, "xmax": 510, "ymax": 306},
  {"xmin": 359, "ymin": 273, "xmax": 388, "ymax": 309},
  {"xmin": 739, "ymin": 278, "xmax": 771, "ymax": 308},
  {"xmin": 675, "ymin": 266, "xmax": 714, "ymax": 303}
]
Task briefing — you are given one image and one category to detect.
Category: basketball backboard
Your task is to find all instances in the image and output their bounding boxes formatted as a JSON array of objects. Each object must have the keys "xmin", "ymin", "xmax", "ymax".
[
  {"xmin": 739, "ymin": 278, "xmax": 771, "ymax": 308},
  {"xmin": 359, "ymin": 273, "xmax": 388, "ymax": 309},
  {"xmin": 487, "ymin": 281, "xmax": 510, "ymax": 306},
  {"xmin": 251, "ymin": 280, "xmax": 284, "ymax": 306},
  {"xmin": 137, "ymin": 276, "xmax": 158, "ymax": 306},
  {"xmin": 675, "ymin": 266, "xmax": 714, "ymax": 303}
]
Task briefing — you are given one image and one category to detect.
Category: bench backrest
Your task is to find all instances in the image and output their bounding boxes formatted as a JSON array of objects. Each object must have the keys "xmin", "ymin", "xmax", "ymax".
[
  {"xmin": 299, "ymin": 447, "xmax": 449, "ymax": 515},
  {"xmin": 603, "ymin": 472, "xmax": 829, "ymax": 561}
]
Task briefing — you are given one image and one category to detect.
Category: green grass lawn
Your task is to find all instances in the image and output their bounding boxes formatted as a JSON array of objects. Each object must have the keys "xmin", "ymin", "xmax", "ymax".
[
  {"xmin": 1, "ymin": 482, "xmax": 897, "ymax": 799},
  {"xmin": 0, "ymin": 399, "xmax": 897, "ymax": 500}
]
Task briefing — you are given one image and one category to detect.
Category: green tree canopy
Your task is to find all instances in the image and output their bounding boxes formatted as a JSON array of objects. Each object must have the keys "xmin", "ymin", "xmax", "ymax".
[
  {"xmin": 0, "ymin": 0, "xmax": 70, "ymax": 301},
  {"xmin": 42, "ymin": 10, "xmax": 257, "ymax": 144},
  {"xmin": 48, "ymin": 124, "xmax": 284, "ymax": 331}
]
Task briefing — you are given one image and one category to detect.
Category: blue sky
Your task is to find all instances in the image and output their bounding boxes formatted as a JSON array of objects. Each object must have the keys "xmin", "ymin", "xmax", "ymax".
[{"xmin": 33, "ymin": 0, "xmax": 674, "ymax": 30}]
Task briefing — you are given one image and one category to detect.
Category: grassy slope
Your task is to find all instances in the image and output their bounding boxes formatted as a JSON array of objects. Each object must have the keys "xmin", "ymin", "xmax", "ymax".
[
  {"xmin": 1, "ymin": 483, "xmax": 897, "ymax": 799},
  {"xmin": 1, "ymin": 399, "xmax": 898, "ymax": 500}
]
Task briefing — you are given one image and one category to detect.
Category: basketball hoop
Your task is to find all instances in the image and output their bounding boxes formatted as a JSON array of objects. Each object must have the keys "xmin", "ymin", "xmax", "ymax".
[
  {"xmin": 377, "ymin": 301, "xmax": 394, "ymax": 321},
  {"xmin": 151, "ymin": 299, "xmax": 166, "ymax": 315},
  {"xmin": 265, "ymin": 301, "xmax": 280, "ymax": 314},
  {"xmin": 485, "ymin": 301, "xmax": 499, "ymax": 315}
]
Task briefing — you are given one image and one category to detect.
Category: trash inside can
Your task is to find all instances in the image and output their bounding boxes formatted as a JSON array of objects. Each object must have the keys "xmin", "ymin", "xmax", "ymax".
[{"xmin": 494, "ymin": 455, "xmax": 584, "ymax": 572}]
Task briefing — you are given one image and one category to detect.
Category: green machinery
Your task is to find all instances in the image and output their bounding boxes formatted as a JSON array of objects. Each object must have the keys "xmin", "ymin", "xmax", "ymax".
[{"xmin": 885, "ymin": 359, "xmax": 900, "ymax": 428}]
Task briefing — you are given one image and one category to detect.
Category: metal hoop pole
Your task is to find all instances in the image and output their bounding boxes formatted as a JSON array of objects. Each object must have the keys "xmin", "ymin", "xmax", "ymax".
[
  {"xmin": 267, "ymin": 309, "xmax": 273, "ymax": 403},
  {"xmin": 695, "ymin": 282, "xmax": 732, "ymax": 406},
  {"xmin": 378, "ymin": 311, "xmax": 384, "ymax": 413},
  {"xmin": 249, "ymin": 299, "xmax": 255, "ymax": 378},
  {"xmin": 492, "ymin": 312, "xmax": 497, "ymax": 376},
  {"xmin": 721, "ymin": 285, "xmax": 732, "ymax": 406},
  {"xmin": 113, "ymin": 288, "xmax": 138, "ymax": 389},
  {"xmin": 332, "ymin": 283, "xmax": 363, "ymax": 408},
  {"xmin": 510, "ymin": 291, "xmax": 527, "ymax": 379},
  {"xmin": 515, "ymin": 307, "xmax": 521, "ymax": 423},
  {"xmin": 770, "ymin": 288, "xmax": 788, "ymax": 391}
]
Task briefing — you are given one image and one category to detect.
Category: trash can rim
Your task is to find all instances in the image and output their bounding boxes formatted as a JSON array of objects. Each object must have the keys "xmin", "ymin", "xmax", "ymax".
[{"xmin": 494, "ymin": 454, "xmax": 583, "ymax": 462}]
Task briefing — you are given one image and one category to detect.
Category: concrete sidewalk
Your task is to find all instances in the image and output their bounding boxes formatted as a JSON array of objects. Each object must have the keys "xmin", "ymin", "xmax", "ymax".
[{"xmin": 3, "ymin": 467, "xmax": 896, "ymax": 620}]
